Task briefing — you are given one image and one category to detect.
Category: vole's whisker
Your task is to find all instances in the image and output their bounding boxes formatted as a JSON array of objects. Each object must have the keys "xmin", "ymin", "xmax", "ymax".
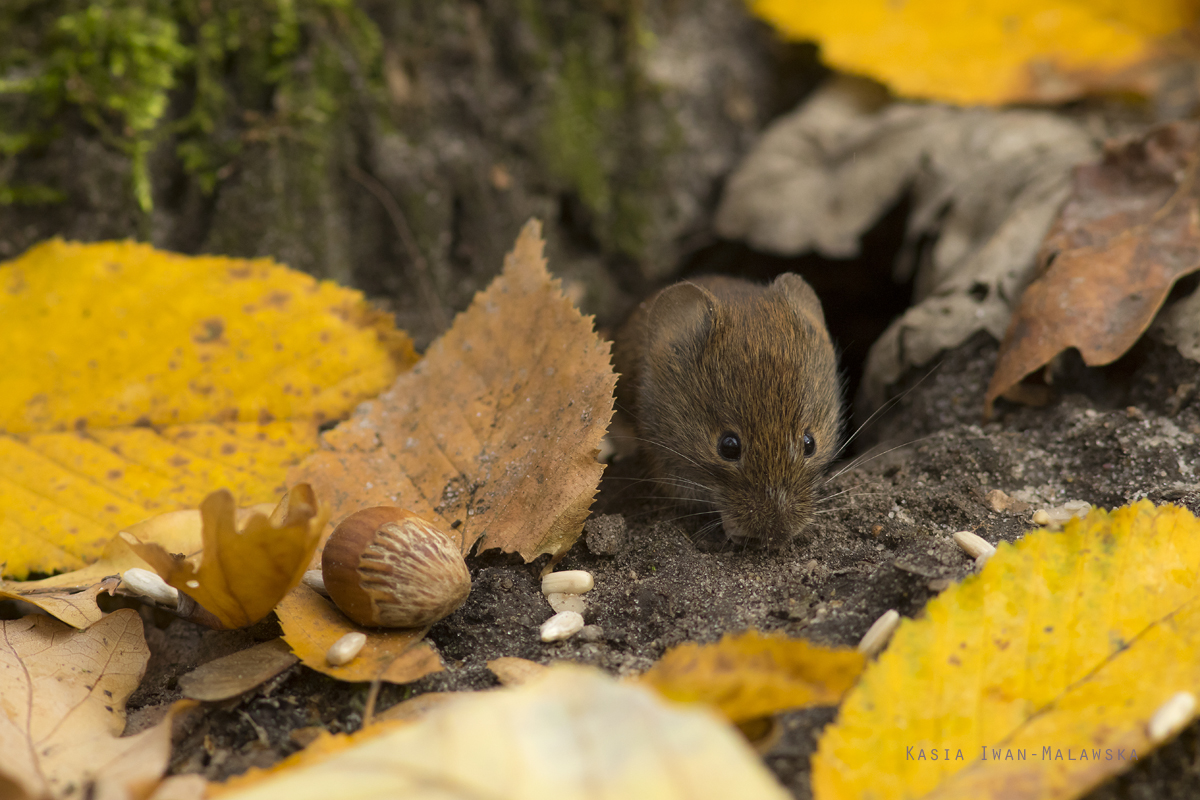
[
  {"xmin": 832, "ymin": 360, "xmax": 942, "ymax": 461},
  {"xmin": 816, "ymin": 485, "xmax": 890, "ymax": 504},
  {"xmin": 823, "ymin": 433, "xmax": 939, "ymax": 486},
  {"xmin": 635, "ymin": 437, "xmax": 706, "ymax": 470}
]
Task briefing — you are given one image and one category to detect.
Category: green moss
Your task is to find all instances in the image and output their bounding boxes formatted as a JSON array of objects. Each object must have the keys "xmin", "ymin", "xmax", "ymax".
[
  {"xmin": 0, "ymin": 0, "xmax": 383, "ymax": 213},
  {"xmin": 522, "ymin": 1, "xmax": 673, "ymax": 262},
  {"xmin": 543, "ymin": 44, "xmax": 620, "ymax": 220}
]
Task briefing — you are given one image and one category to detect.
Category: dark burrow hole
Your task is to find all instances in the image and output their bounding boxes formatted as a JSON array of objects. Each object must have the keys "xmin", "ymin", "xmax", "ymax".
[{"xmin": 678, "ymin": 191, "xmax": 916, "ymax": 454}]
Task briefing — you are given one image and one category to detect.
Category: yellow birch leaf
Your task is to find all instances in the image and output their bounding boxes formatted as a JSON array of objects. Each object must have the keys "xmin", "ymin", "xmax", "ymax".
[
  {"xmin": 123, "ymin": 484, "xmax": 329, "ymax": 629},
  {"xmin": 0, "ymin": 240, "xmax": 416, "ymax": 578},
  {"xmin": 0, "ymin": 609, "xmax": 193, "ymax": 800},
  {"xmin": 212, "ymin": 665, "xmax": 791, "ymax": 800},
  {"xmin": 276, "ymin": 583, "xmax": 443, "ymax": 684},
  {"xmin": 750, "ymin": 0, "xmax": 1200, "ymax": 106},
  {"xmin": 289, "ymin": 218, "xmax": 616, "ymax": 563},
  {"xmin": 639, "ymin": 630, "xmax": 865, "ymax": 723},
  {"xmin": 814, "ymin": 501, "xmax": 1200, "ymax": 800}
]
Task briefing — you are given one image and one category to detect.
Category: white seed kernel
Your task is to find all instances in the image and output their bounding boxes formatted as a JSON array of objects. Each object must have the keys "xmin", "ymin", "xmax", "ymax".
[
  {"xmin": 1148, "ymin": 691, "xmax": 1196, "ymax": 743},
  {"xmin": 857, "ymin": 609, "xmax": 900, "ymax": 657},
  {"xmin": 326, "ymin": 632, "xmax": 367, "ymax": 666},
  {"xmin": 545, "ymin": 592, "xmax": 587, "ymax": 615},
  {"xmin": 1032, "ymin": 509, "xmax": 1052, "ymax": 526},
  {"xmin": 120, "ymin": 568, "xmax": 180, "ymax": 608},
  {"xmin": 302, "ymin": 569, "xmax": 328, "ymax": 596},
  {"xmin": 952, "ymin": 530, "xmax": 995, "ymax": 560},
  {"xmin": 540, "ymin": 611, "xmax": 584, "ymax": 642},
  {"xmin": 541, "ymin": 570, "xmax": 594, "ymax": 596}
]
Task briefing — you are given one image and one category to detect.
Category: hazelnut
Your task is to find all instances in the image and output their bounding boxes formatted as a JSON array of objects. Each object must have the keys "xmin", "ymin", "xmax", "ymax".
[{"xmin": 321, "ymin": 507, "xmax": 471, "ymax": 628}]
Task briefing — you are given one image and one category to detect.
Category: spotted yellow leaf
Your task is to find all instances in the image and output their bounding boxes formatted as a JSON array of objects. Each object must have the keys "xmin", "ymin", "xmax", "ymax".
[
  {"xmin": 639, "ymin": 630, "xmax": 864, "ymax": 723},
  {"xmin": 814, "ymin": 501, "xmax": 1200, "ymax": 800},
  {"xmin": 0, "ymin": 240, "xmax": 415, "ymax": 578},
  {"xmin": 751, "ymin": 0, "xmax": 1199, "ymax": 105}
]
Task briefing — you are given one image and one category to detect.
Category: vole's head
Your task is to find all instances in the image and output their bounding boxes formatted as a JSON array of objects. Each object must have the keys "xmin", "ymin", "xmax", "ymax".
[{"xmin": 637, "ymin": 273, "xmax": 842, "ymax": 547}]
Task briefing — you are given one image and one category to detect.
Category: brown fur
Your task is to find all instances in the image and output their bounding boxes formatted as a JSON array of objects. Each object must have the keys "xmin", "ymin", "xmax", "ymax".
[{"xmin": 612, "ymin": 273, "xmax": 842, "ymax": 546}]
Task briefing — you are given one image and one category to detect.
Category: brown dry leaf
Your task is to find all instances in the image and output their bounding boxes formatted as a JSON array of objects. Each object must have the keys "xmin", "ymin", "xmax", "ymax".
[
  {"xmin": 123, "ymin": 484, "xmax": 328, "ymax": 629},
  {"xmin": 0, "ymin": 575, "xmax": 120, "ymax": 629},
  {"xmin": 986, "ymin": 121, "xmax": 1200, "ymax": 416},
  {"xmin": 488, "ymin": 656, "xmax": 548, "ymax": 686},
  {"xmin": 290, "ymin": 219, "xmax": 616, "ymax": 562},
  {"xmin": 639, "ymin": 630, "xmax": 865, "ymax": 724},
  {"xmin": 0, "ymin": 609, "xmax": 191, "ymax": 800},
  {"xmin": 178, "ymin": 639, "xmax": 299, "ymax": 702},
  {"xmin": 276, "ymin": 584, "xmax": 443, "ymax": 684}
]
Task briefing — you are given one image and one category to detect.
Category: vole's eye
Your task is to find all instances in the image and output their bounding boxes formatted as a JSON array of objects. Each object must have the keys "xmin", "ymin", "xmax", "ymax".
[
  {"xmin": 717, "ymin": 432, "xmax": 742, "ymax": 461},
  {"xmin": 802, "ymin": 430, "xmax": 816, "ymax": 457}
]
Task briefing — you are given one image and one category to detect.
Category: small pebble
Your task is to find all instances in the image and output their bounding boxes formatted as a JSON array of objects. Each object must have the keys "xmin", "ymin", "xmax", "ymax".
[
  {"xmin": 985, "ymin": 489, "xmax": 1011, "ymax": 513},
  {"xmin": 584, "ymin": 514, "xmax": 629, "ymax": 556},
  {"xmin": 578, "ymin": 624, "xmax": 605, "ymax": 642}
]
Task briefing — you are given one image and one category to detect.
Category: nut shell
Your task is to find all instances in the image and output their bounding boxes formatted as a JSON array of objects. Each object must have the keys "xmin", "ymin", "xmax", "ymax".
[{"xmin": 322, "ymin": 507, "xmax": 471, "ymax": 628}]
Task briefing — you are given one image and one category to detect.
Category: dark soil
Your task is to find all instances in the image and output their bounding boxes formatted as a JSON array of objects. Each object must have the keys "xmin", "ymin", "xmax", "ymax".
[{"xmin": 119, "ymin": 326, "xmax": 1200, "ymax": 799}]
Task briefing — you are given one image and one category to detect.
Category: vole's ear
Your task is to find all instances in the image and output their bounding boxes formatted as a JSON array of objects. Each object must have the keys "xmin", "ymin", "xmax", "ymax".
[
  {"xmin": 646, "ymin": 281, "xmax": 716, "ymax": 358},
  {"xmin": 772, "ymin": 272, "xmax": 827, "ymax": 331}
]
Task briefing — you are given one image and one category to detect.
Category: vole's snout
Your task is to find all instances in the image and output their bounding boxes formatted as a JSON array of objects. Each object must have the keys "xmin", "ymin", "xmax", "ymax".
[{"xmin": 719, "ymin": 485, "xmax": 816, "ymax": 547}]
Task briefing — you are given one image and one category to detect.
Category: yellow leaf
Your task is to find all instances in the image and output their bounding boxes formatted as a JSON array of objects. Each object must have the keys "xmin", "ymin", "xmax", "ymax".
[
  {"xmin": 123, "ymin": 484, "xmax": 329, "ymax": 629},
  {"xmin": 0, "ymin": 609, "xmax": 193, "ymax": 799},
  {"xmin": 0, "ymin": 240, "xmax": 416, "ymax": 578},
  {"xmin": 0, "ymin": 504, "xmax": 231, "ymax": 628},
  {"xmin": 290, "ymin": 218, "xmax": 616, "ymax": 563},
  {"xmin": 277, "ymin": 584, "xmax": 443, "ymax": 684},
  {"xmin": 0, "ymin": 575, "xmax": 120, "ymax": 629},
  {"xmin": 814, "ymin": 501, "xmax": 1200, "ymax": 800},
  {"xmin": 750, "ymin": 0, "xmax": 1200, "ymax": 105},
  {"xmin": 213, "ymin": 665, "xmax": 791, "ymax": 800},
  {"xmin": 639, "ymin": 631, "xmax": 864, "ymax": 723}
]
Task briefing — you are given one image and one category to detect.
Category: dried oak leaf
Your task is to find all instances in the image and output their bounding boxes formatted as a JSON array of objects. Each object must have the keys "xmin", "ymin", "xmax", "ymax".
[
  {"xmin": 0, "ymin": 240, "xmax": 415, "ymax": 579},
  {"xmin": 276, "ymin": 584, "xmax": 443, "ymax": 684},
  {"xmin": 123, "ymin": 483, "xmax": 329, "ymax": 629},
  {"xmin": 750, "ymin": 0, "xmax": 1200, "ymax": 106},
  {"xmin": 177, "ymin": 638, "xmax": 299, "ymax": 702},
  {"xmin": 0, "ymin": 609, "xmax": 192, "ymax": 800},
  {"xmin": 638, "ymin": 631, "xmax": 864, "ymax": 724},
  {"xmin": 814, "ymin": 501, "xmax": 1200, "ymax": 800},
  {"xmin": 290, "ymin": 219, "xmax": 616, "ymax": 562},
  {"xmin": 986, "ymin": 122, "xmax": 1200, "ymax": 417}
]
